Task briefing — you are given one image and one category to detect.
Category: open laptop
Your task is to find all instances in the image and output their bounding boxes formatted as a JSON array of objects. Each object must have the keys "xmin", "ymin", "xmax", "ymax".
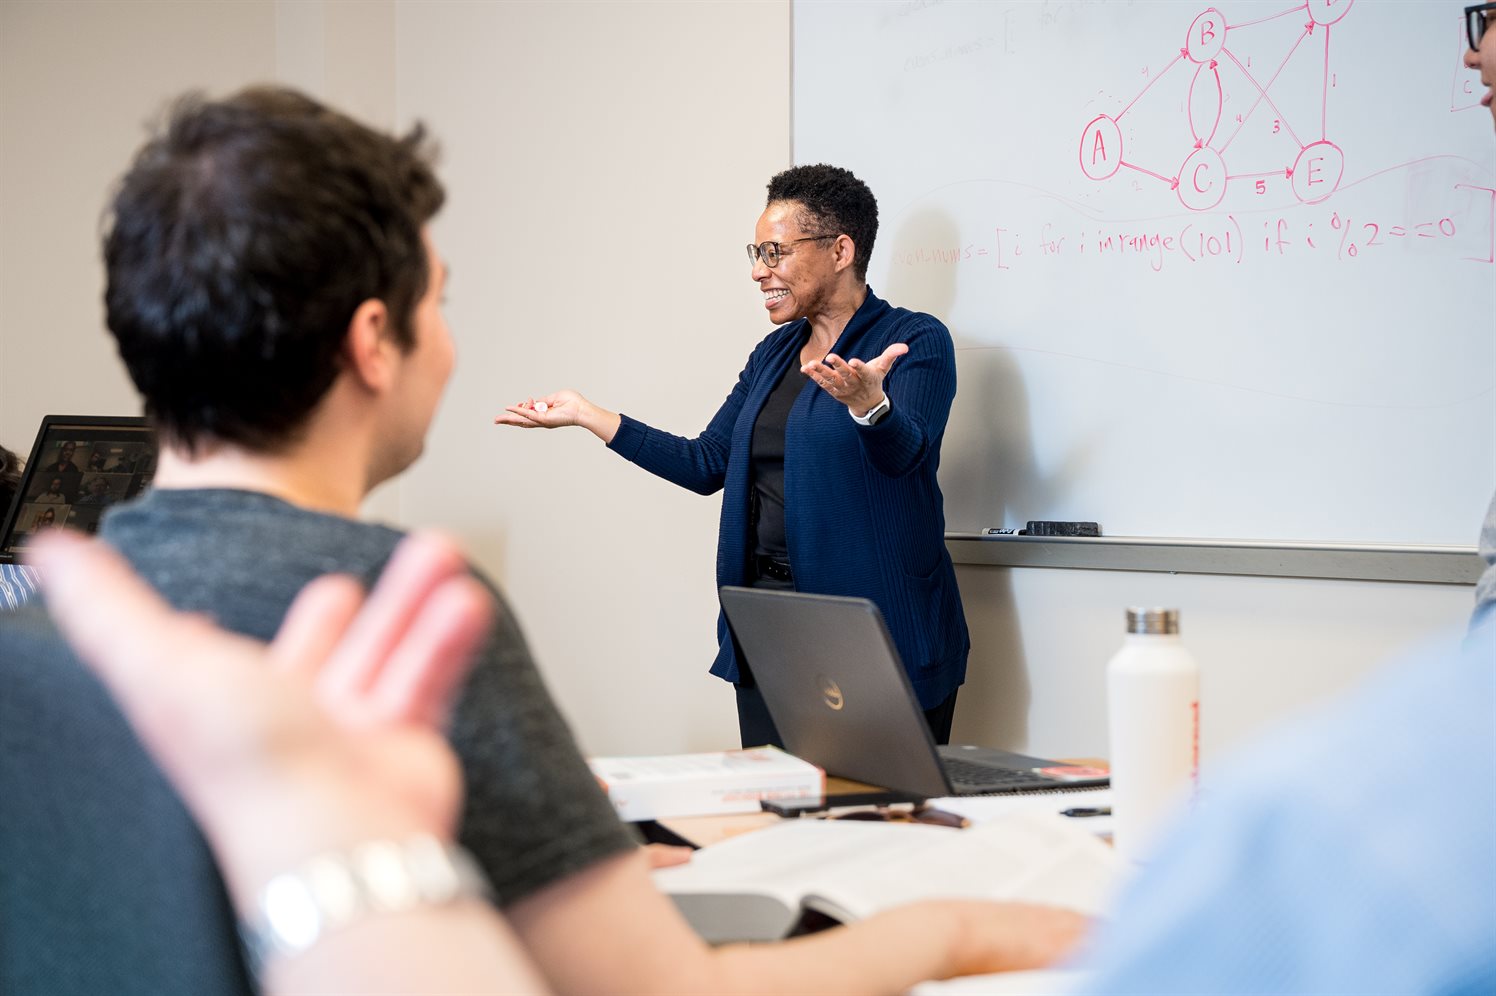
[
  {"xmin": 0, "ymin": 415, "xmax": 156, "ymax": 564},
  {"xmin": 719, "ymin": 586, "xmax": 1110, "ymax": 798}
]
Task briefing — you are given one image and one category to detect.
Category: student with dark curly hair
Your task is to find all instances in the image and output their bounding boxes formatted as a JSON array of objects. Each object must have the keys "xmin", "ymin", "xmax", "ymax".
[{"xmin": 498, "ymin": 164, "xmax": 969, "ymax": 748}]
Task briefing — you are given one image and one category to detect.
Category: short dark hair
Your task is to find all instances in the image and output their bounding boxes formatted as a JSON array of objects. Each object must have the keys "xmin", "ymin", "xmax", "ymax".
[
  {"xmin": 0, "ymin": 444, "xmax": 22, "ymax": 516},
  {"xmin": 103, "ymin": 86, "xmax": 445, "ymax": 453},
  {"xmin": 765, "ymin": 164, "xmax": 878, "ymax": 281}
]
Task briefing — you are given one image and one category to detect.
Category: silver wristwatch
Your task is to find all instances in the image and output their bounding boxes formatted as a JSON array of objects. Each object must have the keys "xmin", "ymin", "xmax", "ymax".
[
  {"xmin": 850, "ymin": 394, "xmax": 892, "ymax": 426},
  {"xmin": 239, "ymin": 833, "xmax": 490, "ymax": 973}
]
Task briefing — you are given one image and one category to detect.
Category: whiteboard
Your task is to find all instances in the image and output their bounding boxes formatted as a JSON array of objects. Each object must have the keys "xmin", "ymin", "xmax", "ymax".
[{"xmin": 794, "ymin": 0, "xmax": 1495, "ymax": 547}]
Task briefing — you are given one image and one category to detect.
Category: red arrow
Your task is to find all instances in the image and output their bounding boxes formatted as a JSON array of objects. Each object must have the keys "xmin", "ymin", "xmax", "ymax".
[
  {"xmin": 1209, "ymin": 59, "xmax": 1218, "ymax": 69},
  {"xmin": 1194, "ymin": 138, "xmax": 1204, "ymax": 149},
  {"xmin": 1170, "ymin": 176, "xmax": 1181, "ymax": 190},
  {"xmin": 1305, "ymin": 20, "xmax": 1315, "ymax": 35},
  {"xmin": 1285, "ymin": 166, "xmax": 1294, "ymax": 178}
]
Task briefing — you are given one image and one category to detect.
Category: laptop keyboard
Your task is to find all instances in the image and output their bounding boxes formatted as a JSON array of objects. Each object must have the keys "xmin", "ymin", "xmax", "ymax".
[{"xmin": 943, "ymin": 757, "xmax": 1038, "ymax": 789}]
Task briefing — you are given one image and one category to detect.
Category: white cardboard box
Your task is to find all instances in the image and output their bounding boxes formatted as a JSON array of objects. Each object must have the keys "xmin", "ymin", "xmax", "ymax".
[{"xmin": 589, "ymin": 747, "xmax": 825, "ymax": 821}]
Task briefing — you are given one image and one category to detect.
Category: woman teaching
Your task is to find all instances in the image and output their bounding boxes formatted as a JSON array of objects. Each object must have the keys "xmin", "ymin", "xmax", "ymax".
[{"xmin": 495, "ymin": 164, "xmax": 968, "ymax": 748}]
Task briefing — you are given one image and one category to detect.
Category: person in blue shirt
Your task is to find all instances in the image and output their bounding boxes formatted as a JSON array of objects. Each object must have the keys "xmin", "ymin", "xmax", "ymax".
[{"xmin": 495, "ymin": 165, "xmax": 969, "ymax": 748}]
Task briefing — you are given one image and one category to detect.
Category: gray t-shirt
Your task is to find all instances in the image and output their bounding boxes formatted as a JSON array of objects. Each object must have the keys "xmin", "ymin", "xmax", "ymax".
[{"xmin": 0, "ymin": 488, "xmax": 634, "ymax": 995}]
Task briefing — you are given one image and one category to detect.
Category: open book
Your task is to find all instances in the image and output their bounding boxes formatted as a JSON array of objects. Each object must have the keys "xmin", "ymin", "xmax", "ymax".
[{"xmin": 652, "ymin": 809, "xmax": 1123, "ymax": 944}]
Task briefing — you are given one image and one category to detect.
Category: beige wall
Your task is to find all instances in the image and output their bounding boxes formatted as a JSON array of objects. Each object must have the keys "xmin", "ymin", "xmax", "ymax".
[
  {"xmin": 0, "ymin": 0, "xmax": 1475, "ymax": 766},
  {"xmin": 0, "ymin": 0, "xmax": 399, "ymax": 447},
  {"xmin": 392, "ymin": 0, "xmax": 789, "ymax": 752},
  {"xmin": 0, "ymin": 0, "xmax": 276, "ymax": 445}
]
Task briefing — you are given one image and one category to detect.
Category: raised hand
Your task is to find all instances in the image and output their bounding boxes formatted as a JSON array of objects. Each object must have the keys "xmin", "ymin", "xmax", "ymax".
[{"xmin": 801, "ymin": 342, "xmax": 908, "ymax": 415}]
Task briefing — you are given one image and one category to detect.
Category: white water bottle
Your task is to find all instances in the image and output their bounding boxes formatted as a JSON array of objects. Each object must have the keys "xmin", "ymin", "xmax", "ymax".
[{"xmin": 1107, "ymin": 607, "xmax": 1199, "ymax": 863}]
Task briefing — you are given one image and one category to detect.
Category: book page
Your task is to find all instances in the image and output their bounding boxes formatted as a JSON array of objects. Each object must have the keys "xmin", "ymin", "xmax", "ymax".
[
  {"xmin": 653, "ymin": 820, "xmax": 955, "ymax": 941},
  {"xmin": 655, "ymin": 811, "xmax": 1123, "ymax": 942},
  {"xmin": 800, "ymin": 811, "xmax": 1122, "ymax": 923},
  {"xmin": 655, "ymin": 819, "xmax": 952, "ymax": 900}
]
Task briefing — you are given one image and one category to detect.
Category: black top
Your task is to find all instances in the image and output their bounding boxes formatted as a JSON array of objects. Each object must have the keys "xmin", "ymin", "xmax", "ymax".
[{"xmin": 750, "ymin": 360, "xmax": 808, "ymax": 560}]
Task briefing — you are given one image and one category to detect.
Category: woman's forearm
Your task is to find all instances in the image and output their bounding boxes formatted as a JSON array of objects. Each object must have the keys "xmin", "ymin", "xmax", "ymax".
[{"xmin": 576, "ymin": 399, "xmax": 621, "ymax": 444}]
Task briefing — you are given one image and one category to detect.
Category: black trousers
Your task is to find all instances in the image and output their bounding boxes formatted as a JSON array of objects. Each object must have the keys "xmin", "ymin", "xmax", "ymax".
[
  {"xmin": 733, "ymin": 575, "xmax": 959, "ymax": 748},
  {"xmin": 733, "ymin": 575, "xmax": 793, "ymax": 749}
]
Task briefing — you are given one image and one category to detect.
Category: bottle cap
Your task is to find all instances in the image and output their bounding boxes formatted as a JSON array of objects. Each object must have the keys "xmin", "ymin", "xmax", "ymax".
[{"xmin": 1126, "ymin": 607, "xmax": 1179, "ymax": 635}]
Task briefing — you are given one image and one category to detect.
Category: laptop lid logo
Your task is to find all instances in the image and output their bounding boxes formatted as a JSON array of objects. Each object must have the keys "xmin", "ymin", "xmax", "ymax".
[{"xmin": 816, "ymin": 675, "xmax": 845, "ymax": 711}]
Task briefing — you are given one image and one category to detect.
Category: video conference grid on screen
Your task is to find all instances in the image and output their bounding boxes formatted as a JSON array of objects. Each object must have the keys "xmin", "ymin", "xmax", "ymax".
[{"xmin": 2, "ymin": 421, "xmax": 156, "ymax": 559}]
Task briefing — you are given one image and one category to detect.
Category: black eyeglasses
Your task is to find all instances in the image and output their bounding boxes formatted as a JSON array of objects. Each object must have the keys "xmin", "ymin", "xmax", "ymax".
[
  {"xmin": 746, "ymin": 234, "xmax": 838, "ymax": 269},
  {"xmin": 1467, "ymin": 3, "xmax": 1496, "ymax": 51}
]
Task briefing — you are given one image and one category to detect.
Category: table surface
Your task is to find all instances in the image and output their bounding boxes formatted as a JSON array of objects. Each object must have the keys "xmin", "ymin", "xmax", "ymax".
[{"xmin": 657, "ymin": 763, "xmax": 1108, "ymax": 848}]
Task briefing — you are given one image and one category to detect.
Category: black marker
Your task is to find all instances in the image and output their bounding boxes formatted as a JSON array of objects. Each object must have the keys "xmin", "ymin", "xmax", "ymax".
[{"xmin": 1061, "ymin": 806, "xmax": 1112, "ymax": 818}]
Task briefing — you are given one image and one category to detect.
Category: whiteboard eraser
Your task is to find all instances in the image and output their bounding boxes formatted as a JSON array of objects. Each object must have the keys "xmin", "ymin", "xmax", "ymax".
[{"xmin": 1025, "ymin": 520, "xmax": 1101, "ymax": 537}]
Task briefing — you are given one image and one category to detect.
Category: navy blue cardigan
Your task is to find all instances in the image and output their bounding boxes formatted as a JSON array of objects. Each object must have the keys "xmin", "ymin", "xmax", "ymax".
[{"xmin": 608, "ymin": 289, "xmax": 969, "ymax": 708}]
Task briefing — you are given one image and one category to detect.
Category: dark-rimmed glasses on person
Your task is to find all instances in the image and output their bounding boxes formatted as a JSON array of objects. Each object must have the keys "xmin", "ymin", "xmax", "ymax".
[
  {"xmin": 746, "ymin": 234, "xmax": 838, "ymax": 269},
  {"xmin": 1467, "ymin": 3, "xmax": 1496, "ymax": 51}
]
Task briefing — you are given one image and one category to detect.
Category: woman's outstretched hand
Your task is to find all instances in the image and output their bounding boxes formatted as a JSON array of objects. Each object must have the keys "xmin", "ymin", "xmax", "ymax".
[
  {"xmin": 802, "ymin": 342, "xmax": 908, "ymax": 416},
  {"xmin": 494, "ymin": 389, "xmax": 622, "ymax": 443},
  {"xmin": 495, "ymin": 389, "xmax": 589, "ymax": 428}
]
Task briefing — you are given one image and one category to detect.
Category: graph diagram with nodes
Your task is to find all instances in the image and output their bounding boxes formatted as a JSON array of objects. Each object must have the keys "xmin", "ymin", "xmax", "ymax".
[{"xmin": 1079, "ymin": 0, "xmax": 1354, "ymax": 211}]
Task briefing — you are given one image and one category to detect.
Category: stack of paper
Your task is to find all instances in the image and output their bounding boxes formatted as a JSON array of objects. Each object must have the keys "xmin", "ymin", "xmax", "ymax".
[{"xmin": 589, "ymin": 746, "xmax": 824, "ymax": 821}]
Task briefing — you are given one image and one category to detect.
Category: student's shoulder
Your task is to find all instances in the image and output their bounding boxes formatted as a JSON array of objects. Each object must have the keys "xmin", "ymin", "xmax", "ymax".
[
  {"xmin": 112, "ymin": 487, "xmax": 405, "ymax": 576},
  {"xmin": 274, "ymin": 510, "xmax": 518, "ymax": 644}
]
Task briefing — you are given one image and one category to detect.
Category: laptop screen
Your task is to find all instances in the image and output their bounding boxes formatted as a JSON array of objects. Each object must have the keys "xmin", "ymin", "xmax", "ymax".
[
  {"xmin": 0, "ymin": 415, "xmax": 157, "ymax": 563},
  {"xmin": 720, "ymin": 585, "xmax": 957, "ymax": 796},
  {"xmin": 719, "ymin": 585, "xmax": 1109, "ymax": 799}
]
